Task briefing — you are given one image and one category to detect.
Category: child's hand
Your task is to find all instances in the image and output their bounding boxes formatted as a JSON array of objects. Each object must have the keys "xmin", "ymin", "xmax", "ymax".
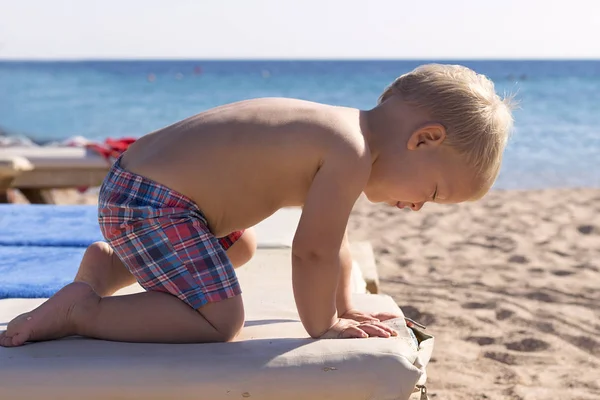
[
  {"xmin": 318, "ymin": 318, "xmax": 398, "ymax": 339},
  {"xmin": 340, "ymin": 309, "xmax": 404, "ymax": 324}
]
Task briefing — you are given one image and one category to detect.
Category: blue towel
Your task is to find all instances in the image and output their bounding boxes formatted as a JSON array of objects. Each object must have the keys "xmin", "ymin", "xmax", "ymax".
[
  {"xmin": 0, "ymin": 246, "xmax": 86, "ymax": 298},
  {"xmin": 0, "ymin": 204, "xmax": 103, "ymax": 247}
]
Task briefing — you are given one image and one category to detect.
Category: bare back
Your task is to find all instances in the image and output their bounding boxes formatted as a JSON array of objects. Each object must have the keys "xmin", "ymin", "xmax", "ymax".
[{"xmin": 120, "ymin": 98, "xmax": 367, "ymax": 237}]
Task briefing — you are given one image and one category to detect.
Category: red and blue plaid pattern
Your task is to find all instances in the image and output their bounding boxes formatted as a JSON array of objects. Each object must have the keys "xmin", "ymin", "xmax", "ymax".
[{"xmin": 98, "ymin": 157, "xmax": 243, "ymax": 309}]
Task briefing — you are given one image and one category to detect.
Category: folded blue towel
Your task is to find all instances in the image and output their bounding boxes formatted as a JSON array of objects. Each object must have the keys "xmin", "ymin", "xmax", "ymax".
[
  {"xmin": 0, "ymin": 246, "xmax": 85, "ymax": 298},
  {"xmin": 0, "ymin": 205, "xmax": 103, "ymax": 247}
]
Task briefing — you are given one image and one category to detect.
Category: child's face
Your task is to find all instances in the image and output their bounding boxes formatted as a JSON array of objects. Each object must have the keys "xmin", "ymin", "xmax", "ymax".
[{"xmin": 365, "ymin": 144, "xmax": 484, "ymax": 211}]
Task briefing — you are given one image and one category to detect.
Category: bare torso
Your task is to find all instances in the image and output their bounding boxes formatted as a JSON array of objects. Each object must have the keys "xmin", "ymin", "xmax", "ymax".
[{"xmin": 120, "ymin": 98, "xmax": 364, "ymax": 237}]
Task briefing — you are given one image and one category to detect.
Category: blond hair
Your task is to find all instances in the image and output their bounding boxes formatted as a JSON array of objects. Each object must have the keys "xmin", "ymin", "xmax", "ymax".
[{"xmin": 379, "ymin": 64, "xmax": 516, "ymax": 199}]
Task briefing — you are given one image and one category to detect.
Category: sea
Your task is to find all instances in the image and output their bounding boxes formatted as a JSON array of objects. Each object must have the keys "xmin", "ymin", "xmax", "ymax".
[{"xmin": 1, "ymin": 60, "xmax": 599, "ymax": 190}]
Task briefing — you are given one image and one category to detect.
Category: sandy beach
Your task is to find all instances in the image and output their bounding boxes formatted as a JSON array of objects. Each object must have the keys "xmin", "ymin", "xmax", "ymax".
[
  {"xmin": 349, "ymin": 189, "xmax": 600, "ymax": 400},
  {"xmin": 7, "ymin": 187, "xmax": 600, "ymax": 399}
]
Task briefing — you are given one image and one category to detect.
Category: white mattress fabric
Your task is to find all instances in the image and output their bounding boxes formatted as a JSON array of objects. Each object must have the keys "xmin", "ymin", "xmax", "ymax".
[{"xmin": 0, "ymin": 249, "xmax": 433, "ymax": 400}]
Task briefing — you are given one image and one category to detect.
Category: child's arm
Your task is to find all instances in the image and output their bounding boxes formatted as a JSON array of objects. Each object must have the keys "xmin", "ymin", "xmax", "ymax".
[
  {"xmin": 291, "ymin": 142, "xmax": 371, "ymax": 338},
  {"xmin": 335, "ymin": 229, "xmax": 354, "ymax": 316},
  {"xmin": 336, "ymin": 230, "xmax": 399, "ymax": 325}
]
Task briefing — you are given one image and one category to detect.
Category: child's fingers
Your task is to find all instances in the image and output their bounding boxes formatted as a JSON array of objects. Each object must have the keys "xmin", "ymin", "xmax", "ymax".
[
  {"xmin": 358, "ymin": 324, "xmax": 392, "ymax": 338},
  {"xmin": 356, "ymin": 316, "xmax": 380, "ymax": 323},
  {"xmin": 341, "ymin": 311, "xmax": 379, "ymax": 322},
  {"xmin": 339, "ymin": 326, "xmax": 369, "ymax": 339},
  {"xmin": 369, "ymin": 321, "xmax": 398, "ymax": 336},
  {"xmin": 373, "ymin": 312, "xmax": 403, "ymax": 321}
]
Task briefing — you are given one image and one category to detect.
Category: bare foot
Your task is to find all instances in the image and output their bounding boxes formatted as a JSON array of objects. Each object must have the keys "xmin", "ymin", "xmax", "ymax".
[{"xmin": 0, "ymin": 282, "xmax": 97, "ymax": 347}]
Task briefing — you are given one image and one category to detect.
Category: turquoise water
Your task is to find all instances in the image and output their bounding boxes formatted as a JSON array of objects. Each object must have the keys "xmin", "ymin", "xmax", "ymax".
[{"xmin": 1, "ymin": 60, "xmax": 599, "ymax": 189}]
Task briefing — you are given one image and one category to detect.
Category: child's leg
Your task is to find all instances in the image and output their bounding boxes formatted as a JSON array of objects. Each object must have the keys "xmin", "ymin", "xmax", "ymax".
[
  {"xmin": 73, "ymin": 228, "xmax": 256, "ymax": 299},
  {"xmin": 1, "ymin": 217, "xmax": 248, "ymax": 347},
  {"xmin": 0, "ymin": 282, "xmax": 244, "ymax": 347},
  {"xmin": 77, "ymin": 286, "xmax": 244, "ymax": 343},
  {"xmin": 220, "ymin": 228, "xmax": 257, "ymax": 269},
  {"xmin": 74, "ymin": 242, "xmax": 137, "ymax": 297}
]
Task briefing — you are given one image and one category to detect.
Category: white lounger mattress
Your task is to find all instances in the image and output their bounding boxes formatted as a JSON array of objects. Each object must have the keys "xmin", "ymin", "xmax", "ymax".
[
  {"xmin": 0, "ymin": 249, "xmax": 433, "ymax": 400},
  {"xmin": 1, "ymin": 146, "xmax": 109, "ymax": 169}
]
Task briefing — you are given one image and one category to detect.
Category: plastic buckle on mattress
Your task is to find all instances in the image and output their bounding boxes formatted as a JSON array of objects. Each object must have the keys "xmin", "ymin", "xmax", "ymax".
[
  {"xmin": 405, "ymin": 317, "xmax": 427, "ymax": 330},
  {"xmin": 417, "ymin": 385, "xmax": 429, "ymax": 400}
]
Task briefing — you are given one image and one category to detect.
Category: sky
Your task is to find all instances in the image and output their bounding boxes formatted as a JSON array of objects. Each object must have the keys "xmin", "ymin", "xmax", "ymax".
[{"xmin": 1, "ymin": 0, "xmax": 599, "ymax": 60}]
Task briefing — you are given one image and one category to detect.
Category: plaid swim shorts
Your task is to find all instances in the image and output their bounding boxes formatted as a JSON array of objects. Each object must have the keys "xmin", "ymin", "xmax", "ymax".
[{"xmin": 98, "ymin": 157, "xmax": 243, "ymax": 309}]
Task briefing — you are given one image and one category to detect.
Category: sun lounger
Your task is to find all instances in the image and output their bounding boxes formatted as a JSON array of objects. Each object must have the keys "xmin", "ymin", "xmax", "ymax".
[
  {"xmin": 0, "ymin": 202, "xmax": 431, "ymax": 398},
  {"xmin": 0, "ymin": 154, "xmax": 33, "ymax": 203},
  {"xmin": 0, "ymin": 146, "xmax": 110, "ymax": 203},
  {"xmin": 0, "ymin": 247, "xmax": 433, "ymax": 400}
]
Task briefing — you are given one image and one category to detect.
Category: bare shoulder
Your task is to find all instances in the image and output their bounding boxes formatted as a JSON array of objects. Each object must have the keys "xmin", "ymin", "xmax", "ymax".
[
  {"xmin": 319, "ymin": 106, "xmax": 371, "ymax": 178},
  {"xmin": 255, "ymin": 98, "xmax": 371, "ymax": 173}
]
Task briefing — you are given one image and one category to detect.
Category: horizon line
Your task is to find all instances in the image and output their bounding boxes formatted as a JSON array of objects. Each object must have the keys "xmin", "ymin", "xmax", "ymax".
[{"xmin": 1, "ymin": 57, "xmax": 600, "ymax": 62}]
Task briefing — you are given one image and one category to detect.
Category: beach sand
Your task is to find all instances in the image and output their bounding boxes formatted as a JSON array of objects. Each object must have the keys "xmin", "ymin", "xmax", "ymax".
[
  {"xmin": 7, "ymin": 187, "xmax": 600, "ymax": 399},
  {"xmin": 349, "ymin": 189, "xmax": 600, "ymax": 400}
]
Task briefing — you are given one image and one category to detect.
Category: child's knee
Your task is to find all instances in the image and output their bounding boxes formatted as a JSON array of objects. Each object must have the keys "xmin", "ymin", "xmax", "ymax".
[
  {"xmin": 197, "ymin": 295, "xmax": 245, "ymax": 342},
  {"xmin": 81, "ymin": 241, "xmax": 112, "ymax": 265},
  {"xmin": 227, "ymin": 228, "xmax": 257, "ymax": 268}
]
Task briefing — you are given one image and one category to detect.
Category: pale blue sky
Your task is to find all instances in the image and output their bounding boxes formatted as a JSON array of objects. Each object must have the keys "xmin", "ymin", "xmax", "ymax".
[{"xmin": 1, "ymin": 0, "xmax": 599, "ymax": 59}]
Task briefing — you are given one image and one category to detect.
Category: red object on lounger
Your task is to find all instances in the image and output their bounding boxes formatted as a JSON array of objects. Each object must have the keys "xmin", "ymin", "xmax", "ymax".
[
  {"xmin": 76, "ymin": 137, "xmax": 137, "ymax": 193},
  {"xmin": 86, "ymin": 137, "xmax": 137, "ymax": 162}
]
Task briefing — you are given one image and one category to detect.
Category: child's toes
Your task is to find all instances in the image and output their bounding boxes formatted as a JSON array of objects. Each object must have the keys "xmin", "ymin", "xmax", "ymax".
[{"xmin": 0, "ymin": 331, "xmax": 12, "ymax": 347}]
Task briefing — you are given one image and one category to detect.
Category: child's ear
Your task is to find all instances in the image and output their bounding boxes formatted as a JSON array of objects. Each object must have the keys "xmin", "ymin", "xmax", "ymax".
[{"xmin": 407, "ymin": 123, "xmax": 447, "ymax": 150}]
